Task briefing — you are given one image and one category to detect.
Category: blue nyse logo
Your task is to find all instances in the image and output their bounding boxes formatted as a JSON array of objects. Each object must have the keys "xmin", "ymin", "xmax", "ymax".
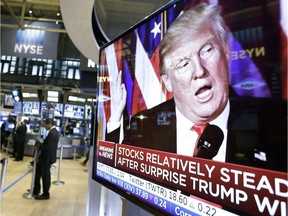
[{"xmin": 14, "ymin": 28, "xmax": 45, "ymax": 55}]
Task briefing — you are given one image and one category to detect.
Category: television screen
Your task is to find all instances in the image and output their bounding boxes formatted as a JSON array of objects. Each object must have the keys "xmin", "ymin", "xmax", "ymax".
[
  {"xmin": 1, "ymin": 116, "xmax": 8, "ymax": 121},
  {"xmin": 13, "ymin": 101, "xmax": 22, "ymax": 114},
  {"xmin": 5, "ymin": 122, "xmax": 15, "ymax": 132},
  {"xmin": 63, "ymin": 104, "xmax": 84, "ymax": 119},
  {"xmin": 73, "ymin": 127, "xmax": 81, "ymax": 135},
  {"xmin": 41, "ymin": 102, "xmax": 63, "ymax": 117},
  {"xmin": 4, "ymin": 93, "xmax": 14, "ymax": 108},
  {"xmin": 93, "ymin": 0, "xmax": 287, "ymax": 215},
  {"xmin": 23, "ymin": 101, "xmax": 40, "ymax": 115}
]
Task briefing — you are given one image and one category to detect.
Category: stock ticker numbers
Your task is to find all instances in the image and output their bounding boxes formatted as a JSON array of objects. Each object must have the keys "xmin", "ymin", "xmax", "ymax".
[
  {"xmin": 96, "ymin": 162, "xmax": 224, "ymax": 216},
  {"xmin": 197, "ymin": 203, "xmax": 216, "ymax": 216}
]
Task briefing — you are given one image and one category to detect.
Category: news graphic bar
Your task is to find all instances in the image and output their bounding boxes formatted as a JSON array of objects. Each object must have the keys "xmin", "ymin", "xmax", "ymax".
[
  {"xmin": 113, "ymin": 143, "xmax": 288, "ymax": 216},
  {"xmin": 97, "ymin": 141, "xmax": 115, "ymax": 166},
  {"xmin": 97, "ymin": 141, "xmax": 288, "ymax": 216},
  {"xmin": 97, "ymin": 162, "xmax": 237, "ymax": 216}
]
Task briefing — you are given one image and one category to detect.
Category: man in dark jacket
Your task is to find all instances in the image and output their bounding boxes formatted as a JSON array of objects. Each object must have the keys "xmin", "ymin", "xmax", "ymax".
[
  {"xmin": 34, "ymin": 118, "xmax": 60, "ymax": 200},
  {"xmin": 13, "ymin": 119, "xmax": 28, "ymax": 161}
]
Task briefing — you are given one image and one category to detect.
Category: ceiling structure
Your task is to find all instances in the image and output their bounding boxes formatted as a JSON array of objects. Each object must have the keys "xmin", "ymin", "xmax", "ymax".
[
  {"xmin": 0, "ymin": 0, "xmax": 171, "ymax": 94},
  {"xmin": 94, "ymin": 0, "xmax": 171, "ymax": 40},
  {"xmin": 1, "ymin": 0, "xmax": 65, "ymax": 33},
  {"xmin": 1, "ymin": 0, "xmax": 171, "ymax": 43}
]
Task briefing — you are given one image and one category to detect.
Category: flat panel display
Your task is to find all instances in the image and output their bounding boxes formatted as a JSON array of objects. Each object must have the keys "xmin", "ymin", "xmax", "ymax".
[
  {"xmin": 4, "ymin": 93, "xmax": 14, "ymax": 108},
  {"xmin": 13, "ymin": 101, "xmax": 22, "ymax": 114},
  {"xmin": 93, "ymin": 0, "xmax": 287, "ymax": 215},
  {"xmin": 41, "ymin": 102, "xmax": 63, "ymax": 117},
  {"xmin": 22, "ymin": 101, "xmax": 40, "ymax": 115},
  {"xmin": 63, "ymin": 104, "xmax": 85, "ymax": 119},
  {"xmin": 5, "ymin": 122, "xmax": 15, "ymax": 132}
]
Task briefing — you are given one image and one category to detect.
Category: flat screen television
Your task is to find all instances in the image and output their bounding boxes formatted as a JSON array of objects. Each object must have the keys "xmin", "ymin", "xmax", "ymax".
[
  {"xmin": 5, "ymin": 122, "xmax": 15, "ymax": 132},
  {"xmin": 14, "ymin": 101, "xmax": 22, "ymax": 114},
  {"xmin": 22, "ymin": 101, "xmax": 40, "ymax": 115},
  {"xmin": 93, "ymin": 0, "xmax": 287, "ymax": 215},
  {"xmin": 63, "ymin": 104, "xmax": 85, "ymax": 119},
  {"xmin": 4, "ymin": 93, "xmax": 14, "ymax": 108},
  {"xmin": 41, "ymin": 102, "xmax": 64, "ymax": 118},
  {"xmin": 1, "ymin": 116, "xmax": 8, "ymax": 121}
]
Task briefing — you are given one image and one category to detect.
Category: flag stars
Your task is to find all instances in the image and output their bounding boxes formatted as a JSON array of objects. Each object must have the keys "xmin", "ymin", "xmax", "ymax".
[{"xmin": 151, "ymin": 22, "xmax": 161, "ymax": 39}]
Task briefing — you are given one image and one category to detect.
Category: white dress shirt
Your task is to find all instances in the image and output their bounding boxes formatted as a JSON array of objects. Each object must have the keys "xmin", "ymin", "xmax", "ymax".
[{"xmin": 176, "ymin": 101, "xmax": 230, "ymax": 162}]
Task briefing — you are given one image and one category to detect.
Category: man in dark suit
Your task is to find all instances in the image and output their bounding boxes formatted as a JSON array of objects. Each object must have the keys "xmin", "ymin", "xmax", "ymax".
[
  {"xmin": 13, "ymin": 119, "xmax": 28, "ymax": 161},
  {"xmin": 34, "ymin": 118, "xmax": 60, "ymax": 200},
  {"xmin": 106, "ymin": 3, "xmax": 287, "ymax": 172}
]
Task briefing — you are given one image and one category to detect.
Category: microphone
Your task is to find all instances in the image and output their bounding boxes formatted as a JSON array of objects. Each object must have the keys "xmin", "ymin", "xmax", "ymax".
[{"xmin": 196, "ymin": 124, "xmax": 224, "ymax": 159}]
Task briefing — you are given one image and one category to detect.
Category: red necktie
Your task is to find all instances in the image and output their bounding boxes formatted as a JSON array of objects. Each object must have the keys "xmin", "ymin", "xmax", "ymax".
[{"xmin": 192, "ymin": 124, "xmax": 208, "ymax": 156}]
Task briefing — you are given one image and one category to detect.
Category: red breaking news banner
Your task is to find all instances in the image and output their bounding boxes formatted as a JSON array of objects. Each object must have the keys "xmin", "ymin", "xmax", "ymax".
[
  {"xmin": 97, "ymin": 141, "xmax": 288, "ymax": 215},
  {"xmin": 97, "ymin": 141, "xmax": 115, "ymax": 166}
]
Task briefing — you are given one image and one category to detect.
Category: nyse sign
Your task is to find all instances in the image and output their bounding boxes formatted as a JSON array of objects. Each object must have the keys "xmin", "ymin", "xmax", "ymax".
[
  {"xmin": 1, "ymin": 22, "xmax": 59, "ymax": 60},
  {"xmin": 14, "ymin": 28, "xmax": 45, "ymax": 56},
  {"xmin": 14, "ymin": 44, "xmax": 43, "ymax": 55}
]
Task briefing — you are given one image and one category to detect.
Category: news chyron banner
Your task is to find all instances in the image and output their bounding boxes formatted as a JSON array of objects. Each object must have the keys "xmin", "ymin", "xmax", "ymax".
[{"xmin": 97, "ymin": 141, "xmax": 287, "ymax": 216}]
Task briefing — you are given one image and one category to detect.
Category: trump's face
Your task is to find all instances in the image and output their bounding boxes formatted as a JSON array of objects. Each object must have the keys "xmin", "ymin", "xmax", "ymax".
[{"xmin": 161, "ymin": 26, "xmax": 230, "ymax": 124}]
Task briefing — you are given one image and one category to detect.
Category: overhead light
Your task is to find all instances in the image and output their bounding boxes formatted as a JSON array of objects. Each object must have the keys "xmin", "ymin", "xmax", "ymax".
[
  {"xmin": 22, "ymin": 93, "xmax": 38, "ymax": 98},
  {"xmin": 57, "ymin": 12, "xmax": 60, "ymax": 16},
  {"xmin": 68, "ymin": 96, "xmax": 86, "ymax": 103},
  {"xmin": 29, "ymin": 10, "xmax": 32, "ymax": 14},
  {"xmin": 48, "ymin": 91, "xmax": 59, "ymax": 97},
  {"xmin": 12, "ymin": 90, "xmax": 18, "ymax": 96},
  {"xmin": 47, "ymin": 91, "xmax": 59, "ymax": 102},
  {"xmin": 68, "ymin": 96, "xmax": 77, "ymax": 101}
]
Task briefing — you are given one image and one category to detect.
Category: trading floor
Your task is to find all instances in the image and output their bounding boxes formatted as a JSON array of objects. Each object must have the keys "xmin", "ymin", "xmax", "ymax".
[{"xmin": 0, "ymin": 152, "xmax": 89, "ymax": 216}]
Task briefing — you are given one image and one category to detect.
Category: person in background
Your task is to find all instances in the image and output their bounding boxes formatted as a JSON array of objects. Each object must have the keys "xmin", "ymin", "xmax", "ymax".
[
  {"xmin": 66, "ymin": 122, "xmax": 74, "ymax": 135},
  {"xmin": 1, "ymin": 120, "xmax": 8, "ymax": 151},
  {"xmin": 81, "ymin": 136, "xmax": 91, "ymax": 166},
  {"xmin": 12, "ymin": 114, "xmax": 23, "ymax": 158},
  {"xmin": 33, "ymin": 118, "xmax": 60, "ymax": 200},
  {"xmin": 13, "ymin": 119, "xmax": 28, "ymax": 161}
]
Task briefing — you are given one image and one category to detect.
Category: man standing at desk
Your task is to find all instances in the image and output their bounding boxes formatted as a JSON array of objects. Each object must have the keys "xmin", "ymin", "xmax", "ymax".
[{"xmin": 34, "ymin": 118, "xmax": 59, "ymax": 200}]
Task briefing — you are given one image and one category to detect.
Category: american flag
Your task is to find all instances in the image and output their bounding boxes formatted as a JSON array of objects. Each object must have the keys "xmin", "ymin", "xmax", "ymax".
[
  {"xmin": 96, "ymin": 1, "xmax": 187, "ymax": 141},
  {"xmin": 97, "ymin": 1, "xmax": 183, "ymax": 122}
]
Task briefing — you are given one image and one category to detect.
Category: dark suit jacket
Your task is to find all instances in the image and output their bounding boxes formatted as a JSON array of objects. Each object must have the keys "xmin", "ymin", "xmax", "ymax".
[
  {"xmin": 39, "ymin": 127, "xmax": 60, "ymax": 165},
  {"xmin": 107, "ymin": 98, "xmax": 287, "ymax": 172},
  {"xmin": 13, "ymin": 123, "xmax": 27, "ymax": 144}
]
